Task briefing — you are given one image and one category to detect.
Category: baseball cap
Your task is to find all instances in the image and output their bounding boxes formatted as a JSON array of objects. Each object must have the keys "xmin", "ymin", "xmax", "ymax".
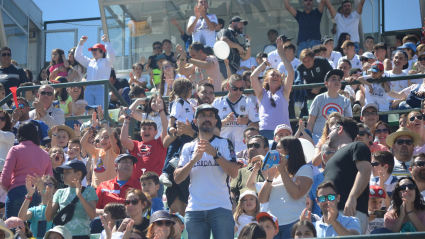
[
  {"xmin": 274, "ymin": 124, "xmax": 293, "ymax": 136},
  {"xmin": 5, "ymin": 217, "xmax": 25, "ymax": 232},
  {"xmin": 361, "ymin": 52, "xmax": 376, "ymax": 60},
  {"xmin": 88, "ymin": 43, "xmax": 107, "ymax": 53},
  {"xmin": 115, "ymin": 154, "xmax": 138, "ymax": 164},
  {"xmin": 44, "ymin": 226, "xmax": 72, "ymax": 239},
  {"xmin": 150, "ymin": 210, "xmax": 175, "ymax": 225},
  {"xmin": 85, "ymin": 105, "xmax": 98, "ymax": 111},
  {"xmin": 194, "ymin": 104, "xmax": 218, "ymax": 118},
  {"xmin": 240, "ymin": 190, "xmax": 258, "ymax": 201},
  {"xmin": 321, "ymin": 36, "xmax": 333, "ymax": 45},
  {"xmin": 229, "ymin": 16, "xmax": 248, "ymax": 25},
  {"xmin": 369, "ymin": 185, "xmax": 386, "ymax": 199},
  {"xmin": 370, "ymin": 61, "xmax": 384, "ymax": 72},
  {"xmin": 397, "ymin": 42, "xmax": 417, "ymax": 53},
  {"xmin": 361, "ymin": 103, "xmax": 379, "ymax": 116},
  {"xmin": 170, "ymin": 212, "xmax": 185, "ymax": 224},
  {"xmin": 256, "ymin": 212, "xmax": 279, "ymax": 231},
  {"xmin": 237, "ymin": 159, "xmax": 245, "ymax": 165},
  {"xmin": 155, "ymin": 54, "xmax": 167, "ymax": 62},
  {"xmin": 394, "ymin": 50, "xmax": 409, "ymax": 60},
  {"xmin": 56, "ymin": 159, "xmax": 87, "ymax": 179},
  {"xmin": 277, "ymin": 34, "xmax": 293, "ymax": 42},
  {"xmin": 324, "ymin": 69, "xmax": 344, "ymax": 82}
]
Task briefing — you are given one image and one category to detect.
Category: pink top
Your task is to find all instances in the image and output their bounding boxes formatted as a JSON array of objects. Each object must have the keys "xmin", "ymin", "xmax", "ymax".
[
  {"xmin": 49, "ymin": 63, "xmax": 68, "ymax": 77},
  {"xmin": 370, "ymin": 143, "xmax": 390, "ymax": 153},
  {"xmin": 384, "ymin": 209, "xmax": 425, "ymax": 230},
  {"xmin": 0, "ymin": 141, "xmax": 53, "ymax": 191}
]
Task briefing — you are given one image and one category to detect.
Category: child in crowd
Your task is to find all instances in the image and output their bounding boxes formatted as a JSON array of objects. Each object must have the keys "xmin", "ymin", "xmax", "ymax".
[
  {"xmin": 52, "ymin": 77, "xmax": 72, "ymax": 117},
  {"xmin": 168, "ymin": 78, "xmax": 194, "ymax": 135},
  {"xmin": 397, "ymin": 42, "xmax": 417, "ymax": 74},
  {"xmin": 45, "ymin": 160, "xmax": 98, "ymax": 237},
  {"xmin": 170, "ymin": 213, "xmax": 185, "ymax": 239},
  {"xmin": 399, "ymin": 114, "xmax": 408, "ymax": 128},
  {"xmin": 0, "ymin": 83, "xmax": 8, "ymax": 110},
  {"xmin": 256, "ymin": 212, "xmax": 279, "ymax": 239},
  {"xmin": 49, "ymin": 125, "xmax": 77, "ymax": 154},
  {"xmin": 140, "ymin": 171, "xmax": 164, "ymax": 219},
  {"xmin": 322, "ymin": 36, "xmax": 342, "ymax": 69},
  {"xmin": 370, "ymin": 151, "xmax": 397, "ymax": 209},
  {"xmin": 18, "ymin": 175, "xmax": 58, "ymax": 239},
  {"xmin": 338, "ymin": 40, "xmax": 362, "ymax": 69},
  {"xmin": 49, "ymin": 48, "xmax": 69, "ymax": 77},
  {"xmin": 363, "ymin": 36, "xmax": 375, "ymax": 53},
  {"xmin": 67, "ymin": 138, "xmax": 89, "ymax": 186},
  {"xmin": 234, "ymin": 190, "xmax": 260, "ymax": 236},
  {"xmin": 366, "ymin": 185, "xmax": 386, "ymax": 234},
  {"xmin": 99, "ymin": 203, "xmax": 127, "ymax": 239},
  {"xmin": 49, "ymin": 147, "xmax": 66, "ymax": 189},
  {"xmin": 357, "ymin": 62, "xmax": 390, "ymax": 123},
  {"xmin": 129, "ymin": 62, "xmax": 152, "ymax": 89},
  {"xmin": 373, "ymin": 43, "xmax": 392, "ymax": 71},
  {"xmin": 291, "ymin": 220, "xmax": 317, "ymax": 238}
]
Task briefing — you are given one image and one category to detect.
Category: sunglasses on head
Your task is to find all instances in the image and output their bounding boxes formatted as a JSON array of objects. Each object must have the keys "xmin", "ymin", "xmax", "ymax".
[
  {"xmin": 375, "ymin": 129, "xmax": 389, "ymax": 134},
  {"xmin": 399, "ymin": 184, "xmax": 416, "ymax": 191},
  {"xmin": 413, "ymin": 161, "xmax": 425, "ymax": 167},
  {"xmin": 409, "ymin": 115, "xmax": 423, "ymax": 121},
  {"xmin": 317, "ymin": 194, "xmax": 336, "ymax": 203},
  {"xmin": 395, "ymin": 139, "xmax": 413, "ymax": 146},
  {"xmin": 371, "ymin": 162, "xmax": 385, "ymax": 167},
  {"xmin": 247, "ymin": 143, "xmax": 261, "ymax": 149},
  {"xmin": 40, "ymin": 91, "xmax": 54, "ymax": 96},
  {"xmin": 1, "ymin": 53, "xmax": 11, "ymax": 57},
  {"xmin": 155, "ymin": 221, "xmax": 173, "ymax": 227},
  {"xmin": 124, "ymin": 199, "xmax": 141, "ymax": 206},
  {"xmin": 270, "ymin": 97, "xmax": 276, "ymax": 107},
  {"xmin": 12, "ymin": 104, "xmax": 28, "ymax": 110},
  {"xmin": 419, "ymin": 57, "xmax": 425, "ymax": 61}
]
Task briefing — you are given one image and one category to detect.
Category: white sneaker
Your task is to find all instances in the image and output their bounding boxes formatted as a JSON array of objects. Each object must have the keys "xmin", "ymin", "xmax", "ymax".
[
  {"xmin": 159, "ymin": 173, "xmax": 172, "ymax": 187},
  {"xmin": 169, "ymin": 156, "xmax": 179, "ymax": 168}
]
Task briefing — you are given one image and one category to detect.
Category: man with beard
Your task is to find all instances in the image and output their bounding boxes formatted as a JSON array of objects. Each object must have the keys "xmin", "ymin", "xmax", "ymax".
[
  {"xmin": 95, "ymin": 154, "xmax": 141, "ymax": 214},
  {"xmin": 386, "ymin": 127, "xmax": 421, "ymax": 172},
  {"xmin": 11, "ymin": 97, "xmax": 50, "ymax": 146},
  {"xmin": 409, "ymin": 153, "xmax": 425, "ymax": 197},
  {"xmin": 216, "ymin": 16, "xmax": 251, "ymax": 78},
  {"xmin": 324, "ymin": 117, "xmax": 371, "ymax": 234},
  {"xmin": 231, "ymin": 135, "xmax": 268, "ymax": 204},
  {"xmin": 174, "ymin": 104, "xmax": 238, "ymax": 239}
]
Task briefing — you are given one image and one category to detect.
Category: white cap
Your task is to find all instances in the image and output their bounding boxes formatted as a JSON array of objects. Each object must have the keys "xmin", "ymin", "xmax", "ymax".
[
  {"xmin": 362, "ymin": 52, "xmax": 376, "ymax": 59},
  {"xmin": 274, "ymin": 124, "xmax": 293, "ymax": 136},
  {"xmin": 239, "ymin": 190, "xmax": 258, "ymax": 200},
  {"xmin": 361, "ymin": 103, "xmax": 379, "ymax": 116}
]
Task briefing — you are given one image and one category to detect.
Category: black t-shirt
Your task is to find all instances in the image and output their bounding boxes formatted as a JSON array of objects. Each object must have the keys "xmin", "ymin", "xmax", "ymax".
[
  {"xmin": 0, "ymin": 65, "xmax": 29, "ymax": 96},
  {"xmin": 164, "ymin": 52, "xmax": 176, "ymax": 66},
  {"xmin": 296, "ymin": 56, "xmax": 333, "ymax": 100},
  {"xmin": 112, "ymin": 78, "xmax": 130, "ymax": 91},
  {"xmin": 216, "ymin": 28, "xmax": 242, "ymax": 73},
  {"xmin": 134, "ymin": 218, "xmax": 150, "ymax": 236},
  {"xmin": 323, "ymin": 141, "xmax": 371, "ymax": 215},
  {"xmin": 148, "ymin": 55, "xmax": 158, "ymax": 69}
]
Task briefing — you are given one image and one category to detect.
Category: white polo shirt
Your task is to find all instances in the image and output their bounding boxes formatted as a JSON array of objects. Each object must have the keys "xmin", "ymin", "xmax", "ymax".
[
  {"xmin": 277, "ymin": 58, "xmax": 300, "ymax": 75},
  {"xmin": 337, "ymin": 54, "xmax": 362, "ymax": 69}
]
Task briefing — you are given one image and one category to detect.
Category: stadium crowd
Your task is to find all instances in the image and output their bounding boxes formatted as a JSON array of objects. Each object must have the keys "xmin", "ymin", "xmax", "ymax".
[{"xmin": 0, "ymin": 0, "xmax": 425, "ymax": 238}]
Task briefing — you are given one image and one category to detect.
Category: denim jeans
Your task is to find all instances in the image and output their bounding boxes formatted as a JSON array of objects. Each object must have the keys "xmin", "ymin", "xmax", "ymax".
[
  {"xmin": 297, "ymin": 40, "xmax": 321, "ymax": 57},
  {"xmin": 85, "ymin": 85, "xmax": 106, "ymax": 110},
  {"xmin": 273, "ymin": 220, "xmax": 298, "ymax": 239},
  {"xmin": 185, "ymin": 207, "xmax": 234, "ymax": 239},
  {"xmin": 5, "ymin": 185, "xmax": 41, "ymax": 219}
]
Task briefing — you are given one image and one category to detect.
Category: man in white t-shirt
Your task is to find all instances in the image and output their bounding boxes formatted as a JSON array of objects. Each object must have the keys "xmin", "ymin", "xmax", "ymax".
[
  {"xmin": 187, "ymin": 0, "xmax": 218, "ymax": 47},
  {"xmin": 385, "ymin": 50, "xmax": 409, "ymax": 111},
  {"xmin": 277, "ymin": 43, "xmax": 300, "ymax": 75},
  {"xmin": 213, "ymin": 74, "xmax": 259, "ymax": 153},
  {"xmin": 337, "ymin": 40, "xmax": 362, "ymax": 69},
  {"xmin": 267, "ymin": 35, "xmax": 292, "ymax": 69},
  {"xmin": 174, "ymin": 104, "xmax": 238, "ymax": 239},
  {"xmin": 236, "ymin": 57, "xmax": 257, "ymax": 75},
  {"xmin": 397, "ymin": 42, "xmax": 417, "ymax": 75},
  {"xmin": 325, "ymin": 0, "xmax": 366, "ymax": 53}
]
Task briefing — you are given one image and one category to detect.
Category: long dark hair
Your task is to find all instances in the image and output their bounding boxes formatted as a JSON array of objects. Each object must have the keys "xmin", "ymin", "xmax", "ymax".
[
  {"xmin": 36, "ymin": 68, "xmax": 47, "ymax": 83},
  {"xmin": 237, "ymin": 223, "xmax": 267, "ymax": 239},
  {"xmin": 159, "ymin": 61, "xmax": 177, "ymax": 96},
  {"xmin": 279, "ymin": 137, "xmax": 306, "ymax": 176},
  {"xmin": 335, "ymin": 33, "xmax": 351, "ymax": 56},
  {"xmin": 391, "ymin": 177, "xmax": 425, "ymax": 217},
  {"xmin": 0, "ymin": 109, "xmax": 12, "ymax": 132},
  {"xmin": 17, "ymin": 122, "xmax": 40, "ymax": 145},
  {"xmin": 144, "ymin": 94, "xmax": 168, "ymax": 119},
  {"xmin": 68, "ymin": 47, "xmax": 85, "ymax": 73},
  {"xmin": 291, "ymin": 220, "xmax": 317, "ymax": 238},
  {"xmin": 50, "ymin": 48, "xmax": 65, "ymax": 66},
  {"xmin": 169, "ymin": 78, "xmax": 192, "ymax": 102},
  {"xmin": 54, "ymin": 77, "xmax": 70, "ymax": 101}
]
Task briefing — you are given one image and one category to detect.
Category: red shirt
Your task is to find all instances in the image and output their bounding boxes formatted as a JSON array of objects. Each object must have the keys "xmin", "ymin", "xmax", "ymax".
[
  {"xmin": 96, "ymin": 176, "xmax": 142, "ymax": 209},
  {"xmin": 129, "ymin": 138, "xmax": 166, "ymax": 180}
]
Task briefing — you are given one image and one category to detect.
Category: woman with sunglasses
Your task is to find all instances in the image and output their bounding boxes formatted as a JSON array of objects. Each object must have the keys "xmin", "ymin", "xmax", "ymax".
[
  {"xmin": 372, "ymin": 121, "xmax": 391, "ymax": 150},
  {"xmin": 124, "ymin": 189, "xmax": 152, "ymax": 234},
  {"xmin": 251, "ymin": 38, "xmax": 294, "ymax": 140},
  {"xmin": 74, "ymin": 34, "xmax": 115, "ymax": 110},
  {"xmin": 406, "ymin": 111, "xmax": 425, "ymax": 154},
  {"xmin": 18, "ymin": 175, "xmax": 57, "ymax": 239},
  {"xmin": 145, "ymin": 210, "xmax": 175, "ymax": 239},
  {"xmin": 158, "ymin": 61, "xmax": 183, "ymax": 97},
  {"xmin": 384, "ymin": 177, "xmax": 425, "ymax": 232},
  {"xmin": 258, "ymin": 137, "xmax": 313, "ymax": 239}
]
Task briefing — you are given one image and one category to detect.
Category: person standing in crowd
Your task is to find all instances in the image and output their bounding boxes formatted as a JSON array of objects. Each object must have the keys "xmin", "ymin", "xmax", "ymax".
[
  {"xmin": 29, "ymin": 85, "xmax": 65, "ymax": 128},
  {"xmin": 326, "ymin": 0, "xmax": 366, "ymax": 54},
  {"xmin": 66, "ymin": 47, "xmax": 84, "ymax": 82},
  {"xmin": 307, "ymin": 69, "xmax": 352, "ymax": 144},
  {"xmin": 146, "ymin": 42, "xmax": 163, "ymax": 88},
  {"xmin": 0, "ymin": 47, "xmax": 29, "ymax": 97},
  {"xmin": 174, "ymin": 104, "xmax": 238, "ymax": 239},
  {"xmin": 251, "ymin": 38, "xmax": 294, "ymax": 140},
  {"xmin": 258, "ymin": 137, "xmax": 313, "ymax": 238},
  {"xmin": 386, "ymin": 127, "xmax": 421, "ymax": 172},
  {"xmin": 176, "ymin": 42, "xmax": 221, "ymax": 91},
  {"xmin": 187, "ymin": 0, "xmax": 218, "ymax": 47},
  {"xmin": 324, "ymin": 118, "xmax": 372, "ymax": 234},
  {"xmin": 0, "ymin": 109, "xmax": 14, "ymax": 158},
  {"xmin": 283, "ymin": 0, "xmax": 327, "ymax": 56},
  {"xmin": 216, "ymin": 16, "xmax": 251, "ymax": 79},
  {"xmin": 158, "ymin": 61, "xmax": 182, "ymax": 97},
  {"xmin": 74, "ymin": 35, "xmax": 116, "ymax": 110},
  {"xmin": 213, "ymin": 74, "xmax": 259, "ymax": 153},
  {"xmin": 263, "ymin": 29, "xmax": 278, "ymax": 52},
  {"xmin": 1, "ymin": 122, "xmax": 53, "ymax": 219}
]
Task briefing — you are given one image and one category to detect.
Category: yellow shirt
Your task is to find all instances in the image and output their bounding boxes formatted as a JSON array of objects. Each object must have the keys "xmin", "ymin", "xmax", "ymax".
[{"xmin": 91, "ymin": 147, "xmax": 119, "ymax": 188}]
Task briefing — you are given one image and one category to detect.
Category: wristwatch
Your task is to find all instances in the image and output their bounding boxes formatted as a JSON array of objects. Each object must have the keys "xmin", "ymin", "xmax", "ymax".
[{"xmin": 213, "ymin": 151, "xmax": 221, "ymax": 160}]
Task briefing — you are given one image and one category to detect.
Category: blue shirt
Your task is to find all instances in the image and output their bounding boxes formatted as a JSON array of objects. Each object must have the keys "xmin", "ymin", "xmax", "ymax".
[
  {"xmin": 145, "ymin": 197, "xmax": 164, "ymax": 219},
  {"xmin": 28, "ymin": 205, "xmax": 54, "ymax": 239},
  {"xmin": 116, "ymin": 180, "xmax": 128, "ymax": 187},
  {"xmin": 13, "ymin": 119, "xmax": 50, "ymax": 146},
  {"xmin": 295, "ymin": 8, "xmax": 323, "ymax": 44},
  {"xmin": 314, "ymin": 213, "xmax": 361, "ymax": 237},
  {"xmin": 308, "ymin": 172, "xmax": 324, "ymax": 216}
]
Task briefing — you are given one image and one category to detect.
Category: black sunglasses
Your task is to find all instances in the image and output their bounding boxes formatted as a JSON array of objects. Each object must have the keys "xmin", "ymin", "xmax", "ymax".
[
  {"xmin": 155, "ymin": 221, "xmax": 173, "ymax": 227},
  {"xmin": 399, "ymin": 184, "xmax": 416, "ymax": 191},
  {"xmin": 229, "ymin": 82, "xmax": 244, "ymax": 92},
  {"xmin": 91, "ymin": 49, "xmax": 99, "ymax": 52},
  {"xmin": 358, "ymin": 131, "xmax": 366, "ymax": 136},
  {"xmin": 360, "ymin": 57, "xmax": 368, "ymax": 61},
  {"xmin": 395, "ymin": 139, "xmax": 413, "ymax": 146},
  {"xmin": 409, "ymin": 115, "xmax": 423, "ymax": 122},
  {"xmin": 371, "ymin": 162, "xmax": 385, "ymax": 167},
  {"xmin": 413, "ymin": 161, "xmax": 425, "ymax": 167},
  {"xmin": 247, "ymin": 143, "xmax": 261, "ymax": 149},
  {"xmin": 375, "ymin": 129, "xmax": 389, "ymax": 134},
  {"xmin": 419, "ymin": 57, "xmax": 425, "ymax": 61},
  {"xmin": 270, "ymin": 98, "xmax": 276, "ymax": 108},
  {"xmin": 153, "ymin": 46, "xmax": 161, "ymax": 50},
  {"xmin": 94, "ymin": 139, "xmax": 100, "ymax": 143},
  {"xmin": 40, "ymin": 91, "xmax": 54, "ymax": 96},
  {"xmin": 1, "ymin": 53, "xmax": 11, "ymax": 57},
  {"xmin": 124, "ymin": 199, "xmax": 141, "ymax": 206}
]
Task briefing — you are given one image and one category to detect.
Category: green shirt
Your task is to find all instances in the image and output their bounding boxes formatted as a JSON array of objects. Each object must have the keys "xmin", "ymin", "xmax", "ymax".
[
  {"xmin": 53, "ymin": 186, "xmax": 98, "ymax": 236},
  {"xmin": 230, "ymin": 163, "xmax": 265, "ymax": 202}
]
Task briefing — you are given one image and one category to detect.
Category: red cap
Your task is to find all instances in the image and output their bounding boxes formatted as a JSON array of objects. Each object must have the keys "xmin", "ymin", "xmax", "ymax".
[
  {"xmin": 88, "ymin": 43, "xmax": 107, "ymax": 53},
  {"xmin": 371, "ymin": 61, "xmax": 384, "ymax": 72},
  {"xmin": 256, "ymin": 212, "xmax": 279, "ymax": 231},
  {"xmin": 369, "ymin": 185, "xmax": 386, "ymax": 198}
]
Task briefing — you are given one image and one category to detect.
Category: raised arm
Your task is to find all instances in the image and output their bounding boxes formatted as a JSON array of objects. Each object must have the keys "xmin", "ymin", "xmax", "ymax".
[
  {"xmin": 199, "ymin": 7, "xmax": 217, "ymax": 31},
  {"xmin": 121, "ymin": 116, "xmax": 135, "ymax": 152},
  {"xmin": 356, "ymin": 0, "xmax": 366, "ymax": 15},
  {"xmin": 187, "ymin": 7, "xmax": 200, "ymax": 34},
  {"xmin": 171, "ymin": 19, "xmax": 185, "ymax": 36},
  {"xmin": 176, "ymin": 45, "xmax": 196, "ymax": 76},
  {"xmin": 277, "ymin": 38, "xmax": 294, "ymax": 101},
  {"xmin": 246, "ymin": 159, "xmax": 263, "ymax": 191},
  {"xmin": 324, "ymin": 0, "xmax": 337, "ymax": 18},
  {"xmin": 102, "ymin": 35, "xmax": 116, "ymax": 67},
  {"xmin": 75, "ymin": 36, "xmax": 91, "ymax": 68},
  {"xmin": 81, "ymin": 127, "xmax": 97, "ymax": 156},
  {"xmin": 318, "ymin": 0, "xmax": 327, "ymax": 13},
  {"xmin": 97, "ymin": 106, "xmax": 120, "ymax": 154},
  {"xmin": 284, "ymin": 0, "xmax": 297, "ymax": 17},
  {"xmin": 250, "ymin": 61, "xmax": 269, "ymax": 101}
]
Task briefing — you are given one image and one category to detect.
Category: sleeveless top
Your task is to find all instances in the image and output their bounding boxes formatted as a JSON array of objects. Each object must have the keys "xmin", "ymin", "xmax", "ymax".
[{"xmin": 259, "ymin": 88, "xmax": 290, "ymax": 130}]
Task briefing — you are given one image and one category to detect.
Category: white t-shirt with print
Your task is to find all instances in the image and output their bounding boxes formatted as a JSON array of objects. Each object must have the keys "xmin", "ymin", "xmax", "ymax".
[
  {"xmin": 236, "ymin": 57, "xmax": 258, "ymax": 75},
  {"xmin": 267, "ymin": 50, "xmax": 281, "ymax": 69},
  {"xmin": 364, "ymin": 83, "xmax": 390, "ymax": 111},
  {"xmin": 277, "ymin": 58, "xmax": 300, "ymax": 75},
  {"xmin": 187, "ymin": 14, "xmax": 218, "ymax": 47},
  {"xmin": 170, "ymin": 98, "xmax": 194, "ymax": 123},
  {"xmin": 178, "ymin": 136, "xmax": 237, "ymax": 211},
  {"xmin": 338, "ymin": 54, "xmax": 362, "ymax": 69},
  {"xmin": 384, "ymin": 71, "xmax": 408, "ymax": 101}
]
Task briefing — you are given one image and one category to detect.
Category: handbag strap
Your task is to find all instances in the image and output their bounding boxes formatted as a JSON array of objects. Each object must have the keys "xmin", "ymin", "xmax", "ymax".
[
  {"xmin": 70, "ymin": 187, "xmax": 86, "ymax": 205},
  {"xmin": 224, "ymin": 96, "xmax": 239, "ymax": 118}
]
